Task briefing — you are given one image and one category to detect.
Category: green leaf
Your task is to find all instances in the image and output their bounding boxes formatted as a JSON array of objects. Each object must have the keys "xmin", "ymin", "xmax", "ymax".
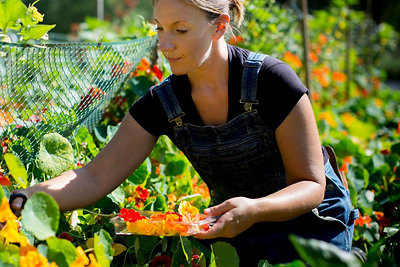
[
  {"xmin": 210, "ymin": 242, "xmax": 239, "ymax": 267},
  {"xmin": 128, "ymin": 159, "xmax": 150, "ymax": 184},
  {"xmin": 74, "ymin": 127, "xmax": 99, "ymax": 157},
  {"xmin": 94, "ymin": 229, "xmax": 113, "ymax": 267},
  {"xmin": 21, "ymin": 192, "xmax": 60, "ymax": 240},
  {"xmin": 20, "ymin": 24, "xmax": 55, "ymax": 41},
  {"xmin": 0, "ymin": 243, "xmax": 19, "ymax": 266},
  {"xmin": 180, "ymin": 236, "xmax": 193, "ymax": 263},
  {"xmin": 0, "ymin": 185, "xmax": 4, "ymax": 200},
  {"xmin": 289, "ymin": 235, "xmax": 361, "ymax": 267},
  {"xmin": 4, "ymin": 153, "xmax": 28, "ymax": 188},
  {"xmin": 391, "ymin": 143, "xmax": 400, "ymax": 155},
  {"xmin": 0, "ymin": 0, "xmax": 27, "ymax": 33},
  {"xmin": 107, "ymin": 185, "xmax": 125, "ymax": 206},
  {"xmin": 165, "ymin": 160, "xmax": 186, "ymax": 176},
  {"xmin": 135, "ymin": 236, "xmax": 160, "ymax": 266},
  {"xmin": 35, "ymin": 133, "xmax": 74, "ymax": 177},
  {"xmin": 46, "ymin": 237, "xmax": 77, "ymax": 267}
]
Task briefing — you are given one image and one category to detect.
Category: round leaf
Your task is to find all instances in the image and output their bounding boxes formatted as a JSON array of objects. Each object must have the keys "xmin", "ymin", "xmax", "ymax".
[
  {"xmin": 21, "ymin": 192, "xmax": 60, "ymax": 240},
  {"xmin": 35, "ymin": 133, "xmax": 74, "ymax": 177}
]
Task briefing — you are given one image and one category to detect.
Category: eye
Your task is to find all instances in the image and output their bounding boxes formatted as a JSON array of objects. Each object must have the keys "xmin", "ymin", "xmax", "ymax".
[
  {"xmin": 176, "ymin": 29, "xmax": 188, "ymax": 34},
  {"xmin": 155, "ymin": 26, "xmax": 163, "ymax": 32}
]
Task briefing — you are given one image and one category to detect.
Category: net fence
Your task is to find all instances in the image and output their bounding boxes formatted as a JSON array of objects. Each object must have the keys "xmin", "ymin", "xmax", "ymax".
[{"xmin": 0, "ymin": 36, "xmax": 157, "ymax": 161}]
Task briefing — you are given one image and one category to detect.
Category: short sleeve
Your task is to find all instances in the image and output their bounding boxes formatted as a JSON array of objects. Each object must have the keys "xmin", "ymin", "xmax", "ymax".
[
  {"xmin": 258, "ymin": 60, "xmax": 308, "ymax": 129},
  {"xmin": 129, "ymin": 88, "xmax": 169, "ymax": 137}
]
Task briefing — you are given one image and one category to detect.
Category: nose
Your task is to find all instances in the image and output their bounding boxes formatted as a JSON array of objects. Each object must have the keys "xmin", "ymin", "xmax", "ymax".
[{"xmin": 158, "ymin": 33, "xmax": 175, "ymax": 53}]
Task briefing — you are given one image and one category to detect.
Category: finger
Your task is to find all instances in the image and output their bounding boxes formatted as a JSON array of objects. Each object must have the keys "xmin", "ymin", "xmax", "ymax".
[
  {"xmin": 11, "ymin": 197, "xmax": 24, "ymax": 217},
  {"xmin": 193, "ymin": 224, "xmax": 222, "ymax": 239},
  {"xmin": 204, "ymin": 200, "xmax": 234, "ymax": 216}
]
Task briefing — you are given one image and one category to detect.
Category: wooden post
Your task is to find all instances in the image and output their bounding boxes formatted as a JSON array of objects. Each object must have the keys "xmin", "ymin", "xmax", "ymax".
[
  {"xmin": 97, "ymin": 0, "xmax": 104, "ymax": 21},
  {"xmin": 299, "ymin": 0, "xmax": 311, "ymax": 96},
  {"xmin": 344, "ymin": 6, "xmax": 352, "ymax": 100},
  {"xmin": 366, "ymin": 0, "xmax": 373, "ymax": 92}
]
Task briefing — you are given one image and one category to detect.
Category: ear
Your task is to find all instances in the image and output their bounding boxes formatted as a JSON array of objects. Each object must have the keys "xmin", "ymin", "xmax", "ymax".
[{"xmin": 212, "ymin": 14, "xmax": 230, "ymax": 41}]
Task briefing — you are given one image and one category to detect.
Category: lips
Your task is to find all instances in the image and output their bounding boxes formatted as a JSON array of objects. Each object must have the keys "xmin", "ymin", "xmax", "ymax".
[{"xmin": 165, "ymin": 56, "xmax": 181, "ymax": 63}]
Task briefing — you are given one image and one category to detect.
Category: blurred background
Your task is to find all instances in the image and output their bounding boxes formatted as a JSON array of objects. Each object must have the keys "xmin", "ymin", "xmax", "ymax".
[{"xmin": 24, "ymin": 0, "xmax": 400, "ymax": 85}]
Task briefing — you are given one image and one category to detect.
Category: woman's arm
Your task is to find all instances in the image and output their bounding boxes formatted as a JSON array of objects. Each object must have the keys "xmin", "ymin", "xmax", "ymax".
[
  {"xmin": 11, "ymin": 114, "xmax": 157, "ymax": 213},
  {"xmin": 196, "ymin": 94, "xmax": 326, "ymax": 238}
]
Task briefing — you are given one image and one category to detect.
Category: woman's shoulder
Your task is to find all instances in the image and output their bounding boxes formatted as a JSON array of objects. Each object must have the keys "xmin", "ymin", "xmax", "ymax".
[{"xmin": 228, "ymin": 45, "xmax": 294, "ymax": 75}]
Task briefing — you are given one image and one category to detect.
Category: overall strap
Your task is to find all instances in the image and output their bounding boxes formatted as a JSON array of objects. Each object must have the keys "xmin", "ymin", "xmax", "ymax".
[
  {"xmin": 240, "ymin": 52, "xmax": 268, "ymax": 112},
  {"xmin": 154, "ymin": 77, "xmax": 185, "ymax": 126}
]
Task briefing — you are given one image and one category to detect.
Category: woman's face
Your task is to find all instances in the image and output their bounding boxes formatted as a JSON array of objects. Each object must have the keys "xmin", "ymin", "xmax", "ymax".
[{"xmin": 153, "ymin": 0, "xmax": 217, "ymax": 75}]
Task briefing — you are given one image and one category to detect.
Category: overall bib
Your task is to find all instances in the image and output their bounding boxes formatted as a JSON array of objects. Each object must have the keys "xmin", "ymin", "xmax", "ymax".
[{"xmin": 155, "ymin": 53, "xmax": 357, "ymax": 265}]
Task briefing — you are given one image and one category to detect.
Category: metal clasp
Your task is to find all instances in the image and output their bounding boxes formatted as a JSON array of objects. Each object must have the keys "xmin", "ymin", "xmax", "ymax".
[{"xmin": 168, "ymin": 113, "xmax": 185, "ymax": 126}]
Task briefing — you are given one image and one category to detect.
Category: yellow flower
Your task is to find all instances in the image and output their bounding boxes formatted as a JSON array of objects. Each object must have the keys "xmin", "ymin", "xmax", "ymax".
[
  {"xmin": 28, "ymin": 6, "xmax": 44, "ymax": 22},
  {"xmin": 19, "ymin": 250, "xmax": 57, "ymax": 267},
  {"xmin": 318, "ymin": 111, "xmax": 337, "ymax": 128},
  {"xmin": 0, "ymin": 219, "xmax": 28, "ymax": 246},
  {"xmin": 88, "ymin": 253, "xmax": 101, "ymax": 267},
  {"xmin": 0, "ymin": 197, "xmax": 17, "ymax": 223},
  {"xmin": 70, "ymin": 246, "xmax": 89, "ymax": 267}
]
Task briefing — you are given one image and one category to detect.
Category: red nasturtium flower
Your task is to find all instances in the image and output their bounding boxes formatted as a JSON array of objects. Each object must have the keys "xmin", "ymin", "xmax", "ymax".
[
  {"xmin": 127, "ymin": 185, "xmax": 150, "ymax": 208},
  {"xmin": 397, "ymin": 120, "xmax": 400, "ymax": 134},
  {"xmin": 58, "ymin": 232, "xmax": 74, "ymax": 242},
  {"xmin": 119, "ymin": 208, "xmax": 146, "ymax": 222},
  {"xmin": 151, "ymin": 255, "xmax": 171, "ymax": 267},
  {"xmin": 77, "ymin": 87, "xmax": 106, "ymax": 111},
  {"xmin": 354, "ymin": 211, "xmax": 371, "ymax": 227},
  {"xmin": 373, "ymin": 211, "xmax": 391, "ymax": 233},
  {"xmin": 152, "ymin": 65, "xmax": 163, "ymax": 81},
  {"xmin": 0, "ymin": 173, "xmax": 11, "ymax": 186}
]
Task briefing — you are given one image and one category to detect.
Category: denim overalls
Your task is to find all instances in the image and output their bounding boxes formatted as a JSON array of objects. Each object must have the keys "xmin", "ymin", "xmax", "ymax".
[{"xmin": 155, "ymin": 52, "xmax": 357, "ymax": 265}]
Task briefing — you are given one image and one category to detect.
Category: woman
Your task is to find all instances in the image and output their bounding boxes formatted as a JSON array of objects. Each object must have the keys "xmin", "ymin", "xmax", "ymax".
[{"xmin": 10, "ymin": 0, "xmax": 357, "ymax": 265}]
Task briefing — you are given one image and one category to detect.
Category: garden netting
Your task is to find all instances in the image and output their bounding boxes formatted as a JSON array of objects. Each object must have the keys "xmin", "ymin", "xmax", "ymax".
[{"xmin": 0, "ymin": 36, "xmax": 157, "ymax": 161}]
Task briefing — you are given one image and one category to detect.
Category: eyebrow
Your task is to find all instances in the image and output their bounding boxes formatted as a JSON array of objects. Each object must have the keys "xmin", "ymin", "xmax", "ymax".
[{"xmin": 149, "ymin": 19, "xmax": 188, "ymax": 26}]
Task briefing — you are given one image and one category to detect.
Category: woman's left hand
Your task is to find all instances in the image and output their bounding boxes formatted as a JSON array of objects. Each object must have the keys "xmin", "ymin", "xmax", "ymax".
[{"xmin": 194, "ymin": 197, "xmax": 258, "ymax": 239}]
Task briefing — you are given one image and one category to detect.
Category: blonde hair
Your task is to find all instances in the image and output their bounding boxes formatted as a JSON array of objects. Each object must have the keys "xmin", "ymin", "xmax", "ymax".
[{"xmin": 153, "ymin": 0, "xmax": 246, "ymax": 35}]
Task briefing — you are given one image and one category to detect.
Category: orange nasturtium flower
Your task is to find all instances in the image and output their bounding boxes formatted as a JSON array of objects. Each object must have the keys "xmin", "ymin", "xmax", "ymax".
[
  {"xmin": 0, "ymin": 197, "xmax": 17, "ymax": 222},
  {"xmin": 318, "ymin": 111, "xmax": 337, "ymax": 128},
  {"xmin": 120, "ymin": 201, "xmax": 208, "ymax": 236},
  {"xmin": 19, "ymin": 250, "xmax": 58, "ymax": 267},
  {"xmin": 283, "ymin": 51, "xmax": 303, "ymax": 68},
  {"xmin": 354, "ymin": 211, "xmax": 371, "ymax": 227},
  {"xmin": 332, "ymin": 71, "xmax": 346, "ymax": 82},
  {"xmin": 70, "ymin": 246, "xmax": 89, "ymax": 267}
]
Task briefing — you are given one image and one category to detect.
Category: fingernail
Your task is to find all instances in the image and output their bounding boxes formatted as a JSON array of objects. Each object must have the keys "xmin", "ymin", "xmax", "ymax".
[{"xmin": 204, "ymin": 208, "xmax": 210, "ymax": 214}]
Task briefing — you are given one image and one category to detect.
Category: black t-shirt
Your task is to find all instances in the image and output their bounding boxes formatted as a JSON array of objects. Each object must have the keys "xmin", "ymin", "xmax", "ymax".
[{"xmin": 129, "ymin": 45, "xmax": 308, "ymax": 141}]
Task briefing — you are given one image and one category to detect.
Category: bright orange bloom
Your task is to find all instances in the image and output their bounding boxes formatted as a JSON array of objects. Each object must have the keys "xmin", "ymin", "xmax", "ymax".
[
  {"xmin": 332, "ymin": 71, "xmax": 346, "ymax": 82},
  {"xmin": 0, "ymin": 174, "xmax": 11, "ymax": 186},
  {"xmin": 0, "ymin": 197, "xmax": 17, "ymax": 222},
  {"xmin": 318, "ymin": 34, "xmax": 328, "ymax": 45},
  {"xmin": 20, "ymin": 250, "xmax": 58, "ymax": 267},
  {"xmin": 228, "ymin": 35, "xmax": 245, "ymax": 45},
  {"xmin": 339, "ymin": 156, "xmax": 353, "ymax": 174},
  {"xmin": 309, "ymin": 51, "xmax": 318, "ymax": 63},
  {"xmin": 311, "ymin": 92, "xmax": 320, "ymax": 101},
  {"xmin": 354, "ymin": 211, "xmax": 371, "ymax": 227},
  {"xmin": 283, "ymin": 52, "xmax": 303, "ymax": 68},
  {"xmin": 374, "ymin": 98, "xmax": 383, "ymax": 108},
  {"xmin": 87, "ymin": 254, "xmax": 101, "ymax": 267},
  {"xmin": 373, "ymin": 211, "xmax": 391, "ymax": 233},
  {"xmin": 318, "ymin": 111, "xmax": 337, "ymax": 128},
  {"xmin": 19, "ymin": 244, "xmax": 37, "ymax": 256},
  {"xmin": 341, "ymin": 112, "xmax": 355, "ymax": 127},
  {"xmin": 192, "ymin": 176, "xmax": 210, "ymax": 200},
  {"xmin": 70, "ymin": 246, "xmax": 90, "ymax": 267},
  {"xmin": 0, "ymin": 219, "xmax": 28, "ymax": 246}
]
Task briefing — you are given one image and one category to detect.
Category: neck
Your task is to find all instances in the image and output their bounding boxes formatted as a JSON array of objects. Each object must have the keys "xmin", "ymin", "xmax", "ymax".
[{"xmin": 187, "ymin": 39, "xmax": 229, "ymax": 92}]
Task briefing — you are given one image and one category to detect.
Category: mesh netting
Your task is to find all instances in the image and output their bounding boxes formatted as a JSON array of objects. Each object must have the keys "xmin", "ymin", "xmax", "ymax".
[{"xmin": 0, "ymin": 36, "xmax": 157, "ymax": 161}]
